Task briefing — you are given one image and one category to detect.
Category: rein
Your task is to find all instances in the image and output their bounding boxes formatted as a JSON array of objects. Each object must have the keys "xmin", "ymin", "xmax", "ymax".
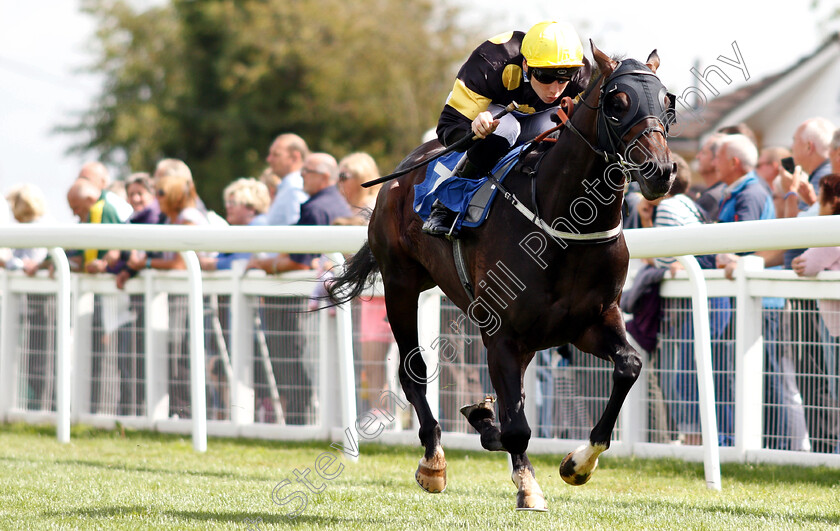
[
  {"xmin": 480, "ymin": 79, "xmax": 629, "ymax": 246},
  {"xmin": 486, "ymin": 62, "xmax": 672, "ymax": 245}
]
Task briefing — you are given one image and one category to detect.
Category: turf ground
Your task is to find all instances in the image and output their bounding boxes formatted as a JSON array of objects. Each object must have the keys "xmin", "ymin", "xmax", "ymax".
[{"xmin": 1, "ymin": 423, "xmax": 838, "ymax": 530}]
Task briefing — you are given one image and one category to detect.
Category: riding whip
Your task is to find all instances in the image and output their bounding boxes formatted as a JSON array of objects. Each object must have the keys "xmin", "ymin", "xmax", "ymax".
[{"xmin": 361, "ymin": 101, "xmax": 520, "ymax": 188}]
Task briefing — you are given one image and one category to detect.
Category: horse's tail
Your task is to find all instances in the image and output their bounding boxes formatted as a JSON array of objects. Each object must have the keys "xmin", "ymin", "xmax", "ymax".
[{"xmin": 326, "ymin": 241, "xmax": 379, "ymax": 306}]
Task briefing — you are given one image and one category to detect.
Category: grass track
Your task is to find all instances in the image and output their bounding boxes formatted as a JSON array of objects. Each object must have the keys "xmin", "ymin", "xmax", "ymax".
[{"xmin": 1, "ymin": 423, "xmax": 838, "ymax": 529}]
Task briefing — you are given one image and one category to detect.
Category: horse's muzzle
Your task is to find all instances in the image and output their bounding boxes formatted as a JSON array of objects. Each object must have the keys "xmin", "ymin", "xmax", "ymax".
[{"xmin": 637, "ymin": 160, "xmax": 676, "ymax": 200}]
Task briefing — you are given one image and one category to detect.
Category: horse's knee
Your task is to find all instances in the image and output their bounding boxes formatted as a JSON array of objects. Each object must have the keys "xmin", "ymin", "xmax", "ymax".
[
  {"xmin": 500, "ymin": 417, "xmax": 531, "ymax": 455},
  {"xmin": 615, "ymin": 350, "xmax": 642, "ymax": 384}
]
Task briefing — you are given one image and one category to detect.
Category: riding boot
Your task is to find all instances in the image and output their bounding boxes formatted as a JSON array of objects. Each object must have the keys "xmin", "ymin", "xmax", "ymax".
[{"xmin": 422, "ymin": 156, "xmax": 481, "ymax": 237}]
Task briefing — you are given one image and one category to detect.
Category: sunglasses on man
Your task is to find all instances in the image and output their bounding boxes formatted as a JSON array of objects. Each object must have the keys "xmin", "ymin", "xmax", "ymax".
[{"xmin": 529, "ymin": 66, "xmax": 579, "ymax": 85}]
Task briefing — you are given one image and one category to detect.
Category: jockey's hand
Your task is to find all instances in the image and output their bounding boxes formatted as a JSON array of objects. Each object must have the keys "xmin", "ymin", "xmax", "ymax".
[{"xmin": 471, "ymin": 111, "xmax": 499, "ymax": 139}]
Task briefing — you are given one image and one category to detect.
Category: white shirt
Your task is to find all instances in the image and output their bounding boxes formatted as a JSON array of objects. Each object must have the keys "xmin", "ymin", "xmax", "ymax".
[{"xmin": 266, "ymin": 171, "xmax": 308, "ymax": 226}]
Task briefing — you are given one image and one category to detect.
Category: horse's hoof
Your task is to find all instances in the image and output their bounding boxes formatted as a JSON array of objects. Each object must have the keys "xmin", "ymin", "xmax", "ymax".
[
  {"xmin": 515, "ymin": 493, "xmax": 548, "ymax": 512},
  {"xmin": 512, "ymin": 467, "xmax": 548, "ymax": 511},
  {"xmin": 559, "ymin": 443, "xmax": 606, "ymax": 486},
  {"xmin": 459, "ymin": 396, "xmax": 496, "ymax": 423},
  {"xmin": 415, "ymin": 447, "xmax": 447, "ymax": 493}
]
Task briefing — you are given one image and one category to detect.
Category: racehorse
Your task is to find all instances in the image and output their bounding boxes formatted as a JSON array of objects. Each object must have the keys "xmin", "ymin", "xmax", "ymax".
[{"xmin": 328, "ymin": 43, "xmax": 675, "ymax": 511}]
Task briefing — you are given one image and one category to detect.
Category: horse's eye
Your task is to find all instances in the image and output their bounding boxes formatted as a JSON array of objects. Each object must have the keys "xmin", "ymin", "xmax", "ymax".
[{"xmin": 605, "ymin": 93, "xmax": 627, "ymax": 119}]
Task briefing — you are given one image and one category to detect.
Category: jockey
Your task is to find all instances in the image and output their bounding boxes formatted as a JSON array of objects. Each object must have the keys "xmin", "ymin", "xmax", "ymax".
[{"xmin": 423, "ymin": 21, "xmax": 592, "ymax": 236}]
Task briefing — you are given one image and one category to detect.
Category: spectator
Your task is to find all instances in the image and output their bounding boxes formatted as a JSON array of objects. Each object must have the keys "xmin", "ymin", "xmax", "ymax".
[
  {"xmin": 775, "ymin": 119, "xmax": 838, "ymax": 453},
  {"xmin": 77, "ymin": 161, "xmax": 110, "ymax": 190},
  {"xmin": 712, "ymin": 134, "xmax": 799, "ymax": 448},
  {"xmin": 830, "ymin": 129, "xmax": 840, "ymax": 173},
  {"xmin": 791, "ymin": 173, "xmax": 840, "ymax": 453},
  {"xmin": 107, "ymin": 180, "xmax": 127, "ymax": 202},
  {"xmin": 102, "ymin": 172, "xmax": 161, "ymax": 416},
  {"xmin": 708, "ymin": 134, "xmax": 774, "ymax": 445},
  {"xmin": 3, "ymin": 184, "xmax": 54, "ymax": 411},
  {"xmin": 258, "ymin": 167, "xmax": 281, "ymax": 203},
  {"xmin": 3, "ymin": 184, "xmax": 49, "ymax": 272},
  {"xmin": 333, "ymin": 152, "xmax": 381, "ymax": 226},
  {"xmin": 756, "ymin": 146, "xmax": 791, "ymax": 215},
  {"xmin": 65, "ymin": 178, "xmax": 132, "ymax": 274},
  {"xmin": 250, "ymin": 152, "xmax": 352, "ymax": 274},
  {"xmin": 153, "ymin": 158, "xmax": 226, "ymax": 225},
  {"xmin": 330, "ymin": 153, "xmax": 394, "ymax": 412},
  {"xmin": 65, "ymin": 177, "xmax": 133, "ymax": 416},
  {"xmin": 127, "ymin": 173, "xmax": 211, "ymax": 418},
  {"xmin": 633, "ymin": 154, "xmax": 706, "ymax": 444},
  {"xmin": 639, "ymin": 154, "xmax": 706, "ymax": 269},
  {"xmin": 694, "ymin": 133, "xmax": 726, "ymax": 220},
  {"xmin": 200, "ymin": 177, "xmax": 271, "ymax": 271},
  {"xmin": 252, "ymin": 136, "xmax": 308, "ymax": 425},
  {"xmin": 125, "ymin": 172, "xmax": 164, "ymax": 225},
  {"xmin": 248, "ymin": 152, "xmax": 351, "ymax": 425},
  {"xmin": 128, "ymin": 174, "xmax": 209, "ymax": 272},
  {"xmin": 717, "ymin": 122, "xmax": 758, "ymax": 148},
  {"xmin": 153, "ymin": 158, "xmax": 190, "ymax": 180},
  {"xmin": 790, "ymin": 117, "xmax": 835, "ymax": 209},
  {"xmin": 113, "ymin": 173, "xmax": 164, "ymax": 290},
  {"xmin": 264, "ymin": 134, "xmax": 310, "ymax": 226}
]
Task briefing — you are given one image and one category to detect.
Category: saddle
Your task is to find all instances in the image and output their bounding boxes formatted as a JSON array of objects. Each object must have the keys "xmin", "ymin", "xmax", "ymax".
[{"xmin": 413, "ymin": 142, "xmax": 549, "ymax": 233}]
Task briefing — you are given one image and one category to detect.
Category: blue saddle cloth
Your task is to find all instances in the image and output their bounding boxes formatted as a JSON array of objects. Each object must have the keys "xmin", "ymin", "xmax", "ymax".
[{"xmin": 413, "ymin": 146, "xmax": 525, "ymax": 231}]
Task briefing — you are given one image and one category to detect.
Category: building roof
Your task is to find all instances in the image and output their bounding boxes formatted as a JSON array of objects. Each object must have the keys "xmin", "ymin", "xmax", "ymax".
[{"xmin": 668, "ymin": 32, "xmax": 840, "ymax": 154}]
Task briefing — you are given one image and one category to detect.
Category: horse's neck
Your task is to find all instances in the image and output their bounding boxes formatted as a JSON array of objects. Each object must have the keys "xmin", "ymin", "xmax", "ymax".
[{"xmin": 535, "ymin": 121, "xmax": 624, "ymax": 233}]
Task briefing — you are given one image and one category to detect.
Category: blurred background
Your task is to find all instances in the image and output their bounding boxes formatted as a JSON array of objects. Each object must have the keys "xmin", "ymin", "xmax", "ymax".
[{"xmin": 1, "ymin": 0, "xmax": 837, "ymax": 222}]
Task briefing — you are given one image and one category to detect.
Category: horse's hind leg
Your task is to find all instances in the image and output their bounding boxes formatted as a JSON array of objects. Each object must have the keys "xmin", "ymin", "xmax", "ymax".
[
  {"xmin": 562, "ymin": 306, "xmax": 642, "ymax": 486},
  {"xmin": 486, "ymin": 342, "xmax": 547, "ymax": 511},
  {"xmin": 383, "ymin": 272, "xmax": 446, "ymax": 493}
]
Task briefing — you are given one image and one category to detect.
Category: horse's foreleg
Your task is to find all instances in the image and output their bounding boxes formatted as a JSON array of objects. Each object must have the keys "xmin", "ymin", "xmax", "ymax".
[
  {"xmin": 487, "ymin": 344, "xmax": 547, "ymax": 511},
  {"xmin": 563, "ymin": 306, "xmax": 642, "ymax": 486},
  {"xmin": 385, "ymin": 279, "xmax": 446, "ymax": 493}
]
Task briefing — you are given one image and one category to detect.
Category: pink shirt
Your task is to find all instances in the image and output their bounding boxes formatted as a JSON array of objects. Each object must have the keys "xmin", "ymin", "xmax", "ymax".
[{"xmin": 799, "ymin": 246, "xmax": 840, "ymax": 337}]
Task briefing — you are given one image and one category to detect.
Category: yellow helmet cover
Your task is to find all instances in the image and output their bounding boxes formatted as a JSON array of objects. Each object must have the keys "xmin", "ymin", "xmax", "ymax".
[{"xmin": 521, "ymin": 21, "xmax": 584, "ymax": 68}]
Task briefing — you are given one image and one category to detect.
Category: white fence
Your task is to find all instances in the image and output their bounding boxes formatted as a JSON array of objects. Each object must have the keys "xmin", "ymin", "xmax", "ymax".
[{"xmin": 1, "ymin": 221, "xmax": 839, "ymax": 483}]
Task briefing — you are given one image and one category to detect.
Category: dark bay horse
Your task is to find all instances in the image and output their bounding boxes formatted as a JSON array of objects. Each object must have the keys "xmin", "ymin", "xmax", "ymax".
[{"xmin": 328, "ymin": 44, "xmax": 675, "ymax": 511}]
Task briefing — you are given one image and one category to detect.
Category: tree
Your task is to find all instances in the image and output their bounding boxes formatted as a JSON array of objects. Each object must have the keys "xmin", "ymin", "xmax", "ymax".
[{"xmin": 65, "ymin": 0, "xmax": 475, "ymax": 212}]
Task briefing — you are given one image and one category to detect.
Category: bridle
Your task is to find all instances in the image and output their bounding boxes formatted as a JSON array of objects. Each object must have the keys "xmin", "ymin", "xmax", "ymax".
[
  {"xmin": 487, "ymin": 59, "xmax": 676, "ymax": 245},
  {"xmin": 569, "ymin": 59, "xmax": 675, "ymax": 167}
]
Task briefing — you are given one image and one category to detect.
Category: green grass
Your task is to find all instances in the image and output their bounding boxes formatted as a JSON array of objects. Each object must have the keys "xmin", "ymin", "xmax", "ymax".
[{"xmin": 1, "ymin": 423, "xmax": 838, "ymax": 530}]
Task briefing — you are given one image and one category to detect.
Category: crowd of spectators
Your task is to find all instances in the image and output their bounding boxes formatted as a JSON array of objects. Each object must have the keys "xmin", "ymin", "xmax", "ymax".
[
  {"xmin": 3, "ymin": 116, "xmax": 840, "ymax": 452},
  {"xmin": 623, "ymin": 116, "xmax": 840, "ymax": 454},
  {"xmin": 2, "ymin": 132, "xmax": 393, "ymax": 424}
]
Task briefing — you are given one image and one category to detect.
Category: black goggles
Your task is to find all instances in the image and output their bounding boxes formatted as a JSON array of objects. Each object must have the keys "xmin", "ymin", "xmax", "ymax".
[{"xmin": 529, "ymin": 66, "xmax": 579, "ymax": 85}]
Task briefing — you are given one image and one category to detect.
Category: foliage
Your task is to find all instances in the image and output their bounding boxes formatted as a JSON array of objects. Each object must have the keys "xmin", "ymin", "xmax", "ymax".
[
  {"xmin": 64, "ymin": 0, "xmax": 474, "ymax": 212},
  {"xmin": 2, "ymin": 423, "xmax": 840, "ymax": 529}
]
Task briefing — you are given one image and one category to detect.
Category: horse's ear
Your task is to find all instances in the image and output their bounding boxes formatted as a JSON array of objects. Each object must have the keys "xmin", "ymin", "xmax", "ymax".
[
  {"xmin": 590, "ymin": 40, "xmax": 617, "ymax": 75},
  {"xmin": 646, "ymin": 49, "xmax": 660, "ymax": 74}
]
